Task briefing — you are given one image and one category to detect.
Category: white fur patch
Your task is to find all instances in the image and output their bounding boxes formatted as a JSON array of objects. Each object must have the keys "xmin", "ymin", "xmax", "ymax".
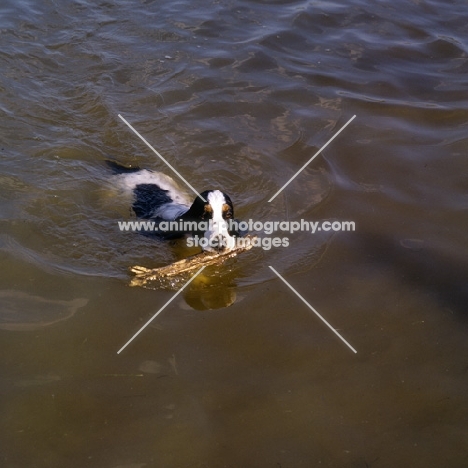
[{"xmin": 204, "ymin": 190, "xmax": 235, "ymax": 252}]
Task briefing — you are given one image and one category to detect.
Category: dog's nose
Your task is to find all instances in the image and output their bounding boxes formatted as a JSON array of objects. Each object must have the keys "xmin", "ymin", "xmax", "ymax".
[{"xmin": 212, "ymin": 234, "xmax": 227, "ymax": 252}]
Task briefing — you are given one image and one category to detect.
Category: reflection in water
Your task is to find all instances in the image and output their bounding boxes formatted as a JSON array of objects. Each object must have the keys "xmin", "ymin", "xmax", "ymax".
[
  {"xmin": 0, "ymin": 290, "xmax": 88, "ymax": 331},
  {"xmin": 14, "ymin": 374, "xmax": 62, "ymax": 388},
  {"xmin": 183, "ymin": 272, "xmax": 237, "ymax": 310},
  {"xmin": 131, "ymin": 264, "xmax": 239, "ymax": 309}
]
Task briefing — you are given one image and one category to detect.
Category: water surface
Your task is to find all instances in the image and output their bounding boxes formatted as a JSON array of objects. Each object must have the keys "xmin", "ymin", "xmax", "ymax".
[{"xmin": 1, "ymin": 0, "xmax": 468, "ymax": 467}]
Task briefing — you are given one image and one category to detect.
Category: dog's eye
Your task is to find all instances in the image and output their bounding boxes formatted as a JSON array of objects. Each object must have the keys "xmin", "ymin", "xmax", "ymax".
[
  {"xmin": 222, "ymin": 203, "xmax": 232, "ymax": 218},
  {"xmin": 203, "ymin": 204, "xmax": 213, "ymax": 218}
]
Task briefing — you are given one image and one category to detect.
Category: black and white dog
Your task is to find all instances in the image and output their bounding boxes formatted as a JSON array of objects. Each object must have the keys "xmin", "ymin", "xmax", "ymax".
[{"xmin": 108, "ymin": 161, "xmax": 239, "ymax": 252}]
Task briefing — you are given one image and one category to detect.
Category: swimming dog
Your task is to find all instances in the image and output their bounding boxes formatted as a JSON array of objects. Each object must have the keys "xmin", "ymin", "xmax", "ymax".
[{"xmin": 108, "ymin": 160, "xmax": 239, "ymax": 252}]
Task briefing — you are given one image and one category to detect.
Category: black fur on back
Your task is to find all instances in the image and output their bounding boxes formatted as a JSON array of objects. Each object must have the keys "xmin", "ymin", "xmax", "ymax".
[{"xmin": 132, "ymin": 184, "xmax": 173, "ymax": 219}]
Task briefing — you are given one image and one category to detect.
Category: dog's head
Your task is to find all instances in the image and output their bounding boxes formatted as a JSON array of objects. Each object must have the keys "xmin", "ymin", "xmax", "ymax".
[{"xmin": 184, "ymin": 190, "xmax": 237, "ymax": 252}]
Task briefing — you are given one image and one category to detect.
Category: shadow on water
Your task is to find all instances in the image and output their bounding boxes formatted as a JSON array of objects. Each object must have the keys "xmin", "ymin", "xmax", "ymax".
[{"xmin": 355, "ymin": 233, "xmax": 468, "ymax": 319}]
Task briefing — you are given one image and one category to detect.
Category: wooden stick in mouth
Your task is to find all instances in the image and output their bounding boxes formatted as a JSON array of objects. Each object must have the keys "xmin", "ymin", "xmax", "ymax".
[{"xmin": 129, "ymin": 235, "xmax": 257, "ymax": 287}]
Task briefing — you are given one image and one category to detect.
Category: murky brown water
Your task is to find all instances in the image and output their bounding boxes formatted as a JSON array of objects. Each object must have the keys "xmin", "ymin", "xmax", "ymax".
[{"xmin": 1, "ymin": 0, "xmax": 468, "ymax": 466}]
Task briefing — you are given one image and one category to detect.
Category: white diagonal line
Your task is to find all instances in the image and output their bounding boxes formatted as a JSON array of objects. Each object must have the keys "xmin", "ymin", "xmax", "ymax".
[
  {"xmin": 268, "ymin": 115, "xmax": 356, "ymax": 202},
  {"xmin": 118, "ymin": 114, "xmax": 206, "ymax": 202},
  {"xmin": 269, "ymin": 266, "xmax": 357, "ymax": 354},
  {"xmin": 117, "ymin": 266, "xmax": 206, "ymax": 354}
]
